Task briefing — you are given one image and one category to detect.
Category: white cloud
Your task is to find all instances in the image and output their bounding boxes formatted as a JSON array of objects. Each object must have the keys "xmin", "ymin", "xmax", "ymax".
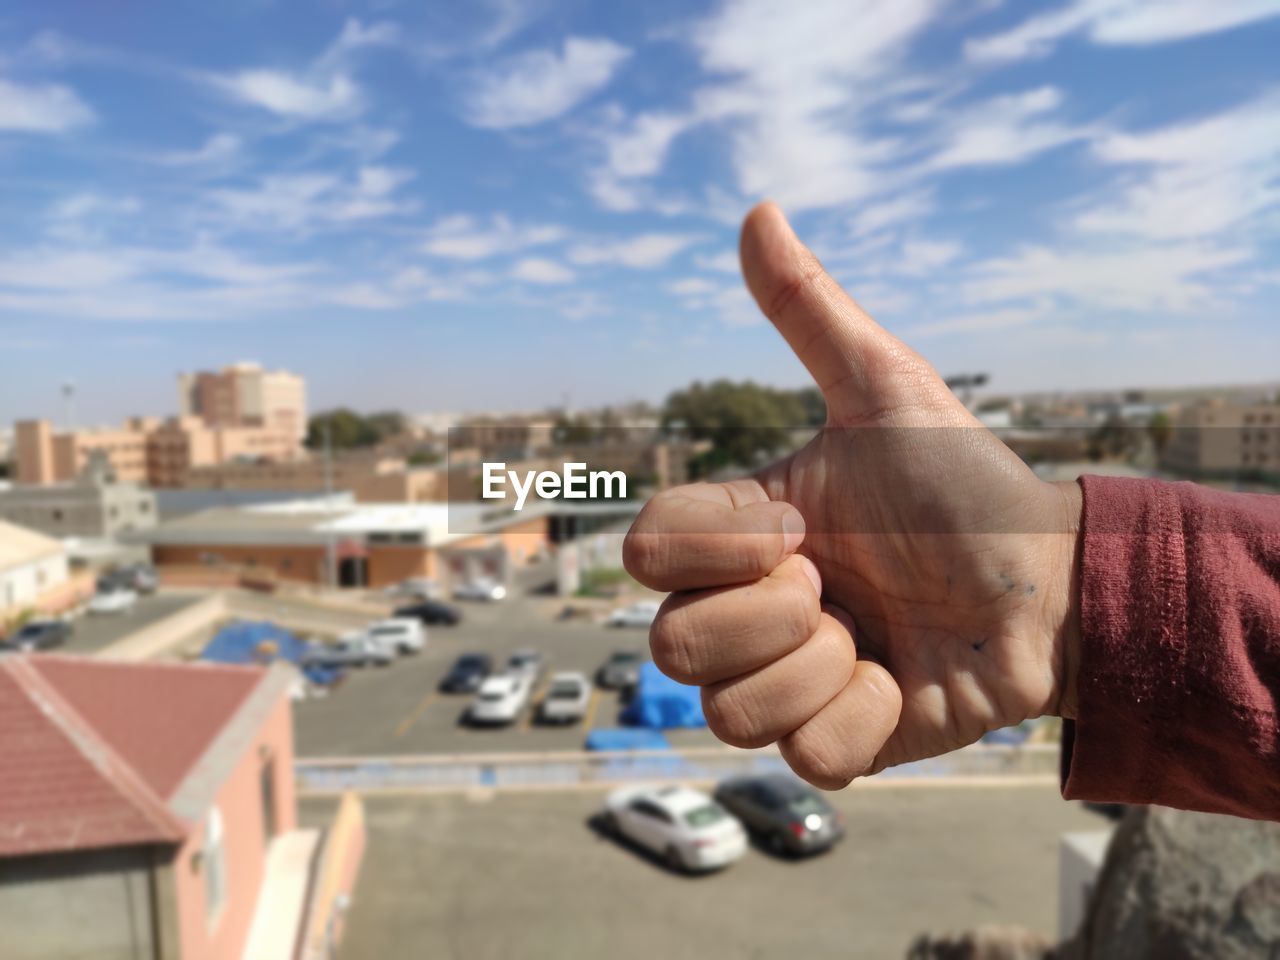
[
  {"xmin": 967, "ymin": 0, "xmax": 1280, "ymax": 63},
  {"xmin": 464, "ymin": 36, "xmax": 631, "ymax": 129},
  {"xmin": 694, "ymin": 250, "xmax": 740, "ymax": 275},
  {"xmin": 569, "ymin": 233, "xmax": 702, "ymax": 269},
  {"xmin": 849, "ymin": 190, "xmax": 935, "ymax": 238},
  {"xmin": 600, "ymin": 110, "xmax": 694, "ymax": 178},
  {"xmin": 151, "ymin": 132, "xmax": 241, "ymax": 166},
  {"xmin": 961, "ymin": 242, "xmax": 1253, "ymax": 313},
  {"xmin": 207, "ymin": 18, "xmax": 397, "ymax": 121},
  {"xmin": 1073, "ymin": 93, "xmax": 1280, "ymax": 241},
  {"xmin": 0, "ymin": 77, "xmax": 93, "ymax": 132},
  {"xmin": 213, "ymin": 70, "xmax": 360, "ymax": 120},
  {"xmin": 926, "ymin": 87, "xmax": 1088, "ymax": 170},
  {"xmin": 212, "ymin": 166, "xmax": 415, "ymax": 231},
  {"xmin": 512, "ymin": 257, "xmax": 575, "ymax": 284},
  {"xmin": 906, "ymin": 306, "xmax": 1040, "ymax": 339},
  {"xmin": 898, "ymin": 239, "xmax": 963, "ymax": 274},
  {"xmin": 420, "ymin": 214, "xmax": 564, "ymax": 260},
  {"xmin": 687, "ymin": 0, "xmax": 938, "ymax": 211},
  {"xmin": 666, "ymin": 277, "xmax": 719, "ymax": 296}
]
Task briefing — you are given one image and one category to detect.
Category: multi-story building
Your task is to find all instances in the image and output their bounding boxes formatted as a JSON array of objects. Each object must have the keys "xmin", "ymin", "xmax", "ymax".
[
  {"xmin": 13, "ymin": 415, "xmax": 302, "ymax": 489},
  {"xmin": 1161, "ymin": 401, "xmax": 1280, "ymax": 479},
  {"xmin": 179, "ymin": 362, "xmax": 307, "ymax": 443}
]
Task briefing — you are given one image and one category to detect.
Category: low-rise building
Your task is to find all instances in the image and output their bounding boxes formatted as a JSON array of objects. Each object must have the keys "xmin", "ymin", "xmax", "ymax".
[
  {"xmin": 135, "ymin": 499, "xmax": 548, "ymax": 589},
  {"xmin": 0, "ymin": 455, "xmax": 157, "ymax": 539},
  {"xmin": 0, "ymin": 655, "xmax": 364, "ymax": 960},
  {"xmin": 0, "ymin": 520, "xmax": 74, "ymax": 627}
]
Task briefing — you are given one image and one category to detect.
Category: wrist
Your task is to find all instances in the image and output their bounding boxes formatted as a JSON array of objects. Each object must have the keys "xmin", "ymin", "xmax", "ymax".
[{"xmin": 1045, "ymin": 480, "xmax": 1083, "ymax": 719}]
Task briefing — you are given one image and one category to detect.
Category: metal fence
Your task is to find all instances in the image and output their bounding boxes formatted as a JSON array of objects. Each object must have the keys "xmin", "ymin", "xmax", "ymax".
[{"xmin": 295, "ymin": 742, "xmax": 1060, "ymax": 795}]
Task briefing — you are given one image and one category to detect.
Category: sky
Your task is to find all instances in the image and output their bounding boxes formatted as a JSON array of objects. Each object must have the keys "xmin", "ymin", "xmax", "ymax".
[{"xmin": 2, "ymin": 0, "xmax": 1279, "ymax": 424}]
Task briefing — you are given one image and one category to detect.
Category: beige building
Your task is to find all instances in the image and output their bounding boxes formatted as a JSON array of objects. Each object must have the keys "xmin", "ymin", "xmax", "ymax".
[
  {"xmin": 0, "ymin": 520, "xmax": 71, "ymax": 624},
  {"xmin": 14, "ymin": 416, "xmax": 302, "ymax": 488},
  {"xmin": 1161, "ymin": 401, "xmax": 1280, "ymax": 478},
  {"xmin": 179, "ymin": 362, "xmax": 307, "ymax": 443},
  {"xmin": 178, "ymin": 453, "xmax": 473, "ymax": 503}
]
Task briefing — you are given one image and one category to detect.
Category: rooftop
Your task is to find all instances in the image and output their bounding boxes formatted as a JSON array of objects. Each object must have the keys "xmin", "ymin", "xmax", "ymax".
[
  {"xmin": 0, "ymin": 655, "xmax": 289, "ymax": 856},
  {"xmin": 0, "ymin": 519, "xmax": 63, "ymax": 573}
]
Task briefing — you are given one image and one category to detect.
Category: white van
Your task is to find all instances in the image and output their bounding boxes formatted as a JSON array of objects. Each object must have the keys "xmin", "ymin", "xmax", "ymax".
[{"xmin": 365, "ymin": 618, "xmax": 426, "ymax": 656}]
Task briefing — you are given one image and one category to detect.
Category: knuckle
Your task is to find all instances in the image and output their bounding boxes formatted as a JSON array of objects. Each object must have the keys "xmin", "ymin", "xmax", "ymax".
[
  {"xmin": 702, "ymin": 682, "xmax": 773, "ymax": 749},
  {"xmin": 782, "ymin": 727, "xmax": 867, "ymax": 791},
  {"xmin": 648, "ymin": 608, "xmax": 700, "ymax": 684},
  {"xmin": 622, "ymin": 530, "xmax": 666, "ymax": 587}
]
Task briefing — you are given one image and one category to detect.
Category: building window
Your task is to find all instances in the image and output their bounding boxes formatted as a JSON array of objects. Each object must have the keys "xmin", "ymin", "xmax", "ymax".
[{"xmin": 203, "ymin": 808, "xmax": 227, "ymax": 925}]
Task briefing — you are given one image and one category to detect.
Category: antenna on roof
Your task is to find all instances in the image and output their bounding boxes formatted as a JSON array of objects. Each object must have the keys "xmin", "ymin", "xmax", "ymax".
[{"xmin": 61, "ymin": 382, "xmax": 76, "ymax": 431}]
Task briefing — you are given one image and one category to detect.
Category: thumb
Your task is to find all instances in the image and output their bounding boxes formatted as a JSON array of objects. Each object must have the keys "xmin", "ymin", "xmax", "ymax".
[{"xmin": 739, "ymin": 201, "xmax": 928, "ymax": 424}]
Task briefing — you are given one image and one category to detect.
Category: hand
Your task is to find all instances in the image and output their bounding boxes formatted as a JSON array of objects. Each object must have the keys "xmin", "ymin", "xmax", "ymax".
[{"xmin": 624, "ymin": 202, "xmax": 1083, "ymax": 789}]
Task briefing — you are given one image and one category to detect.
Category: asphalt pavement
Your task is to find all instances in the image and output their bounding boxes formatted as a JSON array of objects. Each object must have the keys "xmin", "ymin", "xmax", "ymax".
[
  {"xmin": 299, "ymin": 782, "xmax": 1108, "ymax": 960},
  {"xmin": 292, "ymin": 588, "xmax": 716, "ymax": 757},
  {"xmin": 61, "ymin": 593, "xmax": 199, "ymax": 654}
]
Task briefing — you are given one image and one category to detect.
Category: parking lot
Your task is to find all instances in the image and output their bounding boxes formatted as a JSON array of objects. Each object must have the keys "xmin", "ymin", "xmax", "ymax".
[
  {"xmin": 292, "ymin": 589, "xmax": 720, "ymax": 757},
  {"xmin": 300, "ymin": 782, "xmax": 1107, "ymax": 960},
  {"xmin": 61, "ymin": 593, "xmax": 199, "ymax": 654}
]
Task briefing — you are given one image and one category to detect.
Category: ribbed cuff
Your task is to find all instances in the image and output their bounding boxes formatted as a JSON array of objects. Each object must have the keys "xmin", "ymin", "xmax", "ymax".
[{"xmin": 1061, "ymin": 475, "xmax": 1187, "ymax": 806}]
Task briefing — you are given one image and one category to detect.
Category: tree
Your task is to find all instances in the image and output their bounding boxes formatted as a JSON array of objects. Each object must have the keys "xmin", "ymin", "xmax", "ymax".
[
  {"xmin": 1148, "ymin": 411, "xmax": 1173, "ymax": 455},
  {"xmin": 306, "ymin": 408, "xmax": 406, "ymax": 450},
  {"xmin": 662, "ymin": 379, "xmax": 810, "ymax": 472}
]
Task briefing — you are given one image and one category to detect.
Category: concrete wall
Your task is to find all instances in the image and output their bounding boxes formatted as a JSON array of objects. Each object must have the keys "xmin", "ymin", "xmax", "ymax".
[
  {"xmin": 299, "ymin": 793, "xmax": 366, "ymax": 960},
  {"xmin": 0, "ymin": 552, "xmax": 70, "ymax": 618},
  {"xmin": 0, "ymin": 482, "xmax": 158, "ymax": 538},
  {"xmin": 173, "ymin": 696, "xmax": 296, "ymax": 960},
  {"xmin": 0, "ymin": 846, "xmax": 159, "ymax": 960}
]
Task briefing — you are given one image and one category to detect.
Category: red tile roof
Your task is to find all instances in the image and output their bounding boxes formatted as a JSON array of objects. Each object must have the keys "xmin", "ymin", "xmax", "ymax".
[{"xmin": 0, "ymin": 655, "xmax": 267, "ymax": 856}]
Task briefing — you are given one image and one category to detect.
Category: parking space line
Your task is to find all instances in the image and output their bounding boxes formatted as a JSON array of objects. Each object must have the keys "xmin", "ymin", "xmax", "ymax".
[
  {"xmin": 517, "ymin": 679, "xmax": 550, "ymax": 734},
  {"xmin": 582, "ymin": 687, "xmax": 602, "ymax": 730},
  {"xmin": 394, "ymin": 691, "xmax": 438, "ymax": 738}
]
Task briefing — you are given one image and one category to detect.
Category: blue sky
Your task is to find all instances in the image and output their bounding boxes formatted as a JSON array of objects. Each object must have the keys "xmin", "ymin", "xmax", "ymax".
[{"xmin": 2, "ymin": 0, "xmax": 1279, "ymax": 423}]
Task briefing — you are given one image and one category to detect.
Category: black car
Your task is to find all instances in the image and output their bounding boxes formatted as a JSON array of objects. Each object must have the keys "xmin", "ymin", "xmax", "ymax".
[
  {"xmin": 439, "ymin": 653, "xmax": 493, "ymax": 693},
  {"xmin": 395, "ymin": 601, "xmax": 462, "ymax": 626},
  {"xmin": 713, "ymin": 774, "xmax": 846, "ymax": 857},
  {"xmin": 3, "ymin": 619, "xmax": 72, "ymax": 652}
]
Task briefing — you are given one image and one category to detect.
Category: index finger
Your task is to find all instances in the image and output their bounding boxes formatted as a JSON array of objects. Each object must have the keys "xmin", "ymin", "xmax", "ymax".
[{"xmin": 623, "ymin": 480, "xmax": 805, "ymax": 592}]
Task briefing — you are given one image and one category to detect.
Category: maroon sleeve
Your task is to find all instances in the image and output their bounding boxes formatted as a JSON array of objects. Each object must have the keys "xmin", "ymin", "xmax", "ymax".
[{"xmin": 1061, "ymin": 475, "xmax": 1280, "ymax": 820}]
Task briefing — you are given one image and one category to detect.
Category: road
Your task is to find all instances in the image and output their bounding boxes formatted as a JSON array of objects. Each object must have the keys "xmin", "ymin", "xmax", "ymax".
[
  {"xmin": 292, "ymin": 588, "xmax": 717, "ymax": 757},
  {"xmin": 300, "ymin": 783, "xmax": 1109, "ymax": 960}
]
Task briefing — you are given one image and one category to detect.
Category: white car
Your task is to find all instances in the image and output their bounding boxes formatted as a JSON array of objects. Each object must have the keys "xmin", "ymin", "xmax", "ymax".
[
  {"xmin": 538, "ymin": 671, "xmax": 591, "ymax": 724},
  {"xmin": 88, "ymin": 589, "xmax": 138, "ymax": 615},
  {"xmin": 505, "ymin": 649, "xmax": 544, "ymax": 684},
  {"xmin": 603, "ymin": 784, "xmax": 748, "ymax": 873},
  {"xmin": 303, "ymin": 635, "xmax": 393, "ymax": 668},
  {"xmin": 365, "ymin": 618, "xmax": 425, "ymax": 655},
  {"xmin": 468, "ymin": 673, "xmax": 532, "ymax": 725},
  {"xmin": 453, "ymin": 578, "xmax": 508, "ymax": 602},
  {"xmin": 606, "ymin": 600, "xmax": 660, "ymax": 628}
]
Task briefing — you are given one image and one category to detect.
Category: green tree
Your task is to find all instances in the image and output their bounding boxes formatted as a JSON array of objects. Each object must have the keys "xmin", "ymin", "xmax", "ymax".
[
  {"xmin": 1148, "ymin": 411, "xmax": 1173, "ymax": 455},
  {"xmin": 662, "ymin": 379, "xmax": 809, "ymax": 472},
  {"xmin": 306, "ymin": 408, "xmax": 406, "ymax": 450}
]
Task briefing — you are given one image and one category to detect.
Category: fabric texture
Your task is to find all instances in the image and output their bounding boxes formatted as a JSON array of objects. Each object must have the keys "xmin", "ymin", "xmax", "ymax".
[{"xmin": 1062, "ymin": 475, "xmax": 1280, "ymax": 820}]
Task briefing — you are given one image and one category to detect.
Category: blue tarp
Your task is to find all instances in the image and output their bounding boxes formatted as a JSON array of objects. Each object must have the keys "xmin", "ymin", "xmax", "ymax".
[
  {"xmin": 201, "ymin": 620, "xmax": 342, "ymax": 686},
  {"xmin": 618, "ymin": 662, "xmax": 706, "ymax": 729},
  {"xmin": 584, "ymin": 727, "xmax": 671, "ymax": 751}
]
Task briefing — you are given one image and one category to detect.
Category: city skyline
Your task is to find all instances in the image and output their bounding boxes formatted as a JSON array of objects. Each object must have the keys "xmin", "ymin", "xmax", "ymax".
[{"xmin": 3, "ymin": 1, "xmax": 1280, "ymax": 423}]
